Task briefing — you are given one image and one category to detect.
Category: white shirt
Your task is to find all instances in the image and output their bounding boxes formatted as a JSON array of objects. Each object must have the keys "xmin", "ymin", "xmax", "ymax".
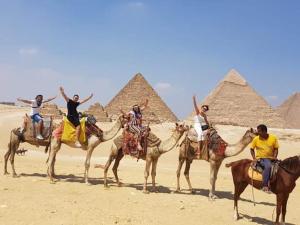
[
  {"xmin": 30, "ymin": 100, "xmax": 42, "ymax": 116},
  {"xmin": 194, "ymin": 114, "xmax": 207, "ymax": 126}
]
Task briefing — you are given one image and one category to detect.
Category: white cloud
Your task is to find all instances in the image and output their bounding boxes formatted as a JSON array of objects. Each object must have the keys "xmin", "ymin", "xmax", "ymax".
[
  {"xmin": 18, "ymin": 47, "xmax": 39, "ymax": 56},
  {"xmin": 128, "ymin": 2, "xmax": 145, "ymax": 8},
  {"xmin": 155, "ymin": 82, "xmax": 172, "ymax": 92}
]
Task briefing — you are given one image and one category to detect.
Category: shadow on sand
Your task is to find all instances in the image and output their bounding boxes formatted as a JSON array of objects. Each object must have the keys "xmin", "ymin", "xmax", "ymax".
[{"xmin": 239, "ymin": 213, "xmax": 295, "ymax": 225}]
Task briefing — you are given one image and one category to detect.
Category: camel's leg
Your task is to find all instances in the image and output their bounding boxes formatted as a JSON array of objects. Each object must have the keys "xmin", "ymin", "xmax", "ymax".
[
  {"xmin": 143, "ymin": 157, "xmax": 152, "ymax": 194},
  {"xmin": 175, "ymin": 158, "xmax": 185, "ymax": 192},
  {"xmin": 209, "ymin": 160, "xmax": 222, "ymax": 199},
  {"xmin": 9, "ymin": 141, "xmax": 20, "ymax": 177},
  {"xmin": 184, "ymin": 159, "xmax": 194, "ymax": 193},
  {"xmin": 112, "ymin": 150, "xmax": 124, "ymax": 187},
  {"xmin": 4, "ymin": 146, "xmax": 12, "ymax": 175},
  {"xmin": 233, "ymin": 181, "xmax": 248, "ymax": 221},
  {"xmin": 103, "ymin": 153, "xmax": 115, "ymax": 188},
  {"xmin": 151, "ymin": 158, "xmax": 158, "ymax": 192},
  {"xmin": 84, "ymin": 147, "xmax": 95, "ymax": 185},
  {"xmin": 281, "ymin": 194, "xmax": 289, "ymax": 225},
  {"xmin": 47, "ymin": 142, "xmax": 60, "ymax": 183}
]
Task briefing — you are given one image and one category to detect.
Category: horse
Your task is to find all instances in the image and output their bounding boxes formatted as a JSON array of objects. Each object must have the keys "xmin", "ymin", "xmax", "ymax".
[{"xmin": 226, "ymin": 155, "xmax": 300, "ymax": 225}]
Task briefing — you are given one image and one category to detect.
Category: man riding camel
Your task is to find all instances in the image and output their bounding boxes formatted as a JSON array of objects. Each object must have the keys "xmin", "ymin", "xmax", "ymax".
[
  {"xmin": 59, "ymin": 87, "xmax": 93, "ymax": 147},
  {"xmin": 250, "ymin": 124, "xmax": 279, "ymax": 193},
  {"xmin": 121, "ymin": 99, "xmax": 149, "ymax": 151},
  {"xmin": 17, "ymin": 94, "xmax": 56, "ymax": 140},
  {"xmin": 192, "ymin": 95, "xmax": 210, "ymax": 151}
]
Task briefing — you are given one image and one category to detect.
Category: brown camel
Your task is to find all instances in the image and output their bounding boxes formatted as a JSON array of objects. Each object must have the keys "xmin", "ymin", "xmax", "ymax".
[
  {"xmin": 176, "ymin": 127, "xmax": 257, "ymax": 199},
  {"xmin": 47, "ymin": 116, "xmax": 125, "ymax": 184},
  {"xmin": 226, "ymin": 155, "xmax": 300, "ymax": 225},
  {"xmin": 97, "ymin": 123, "xmax": 187, "ymax": 193},
  {"xmin": 4, "ymin": 116, "xmax": 55, "ymax": 177}
]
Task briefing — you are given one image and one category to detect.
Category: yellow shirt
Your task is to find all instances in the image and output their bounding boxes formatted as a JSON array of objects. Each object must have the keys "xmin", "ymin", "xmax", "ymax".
[{"xmin": 251, "ymin": 134, "xmax": 279, "ymax": 159}]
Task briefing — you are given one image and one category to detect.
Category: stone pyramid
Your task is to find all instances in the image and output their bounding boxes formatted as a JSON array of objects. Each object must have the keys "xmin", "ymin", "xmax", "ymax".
[
  {"xmin": 40, "ymin": 103, "xmax": 63, "ymax": 120},
  {"xmin": 277, "ymin": 92, "xmax": 300, "ymax": 129},
  {"xmin": 105, "ymin": 73, "xmax": 178, "ymax": 123},
  {"xmin": 84, "ymin": 102, "xmax": 111, "ymax": 122},
  {"xmin": 188, "ymin": 69, "xmax": 285, "ymax": 128}
]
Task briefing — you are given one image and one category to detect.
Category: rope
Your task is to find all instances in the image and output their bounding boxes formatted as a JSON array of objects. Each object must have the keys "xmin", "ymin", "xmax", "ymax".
[{"xmin": 251, "ymin": 167, "xmax": 256, "ymax": 207}]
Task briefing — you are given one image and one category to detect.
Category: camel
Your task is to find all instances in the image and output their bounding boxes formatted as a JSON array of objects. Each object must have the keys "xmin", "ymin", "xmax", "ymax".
[
  {"xmin": 4, "ymin": 116, "xmax": 55, "ymax": 177},
  {"xmin": 47, "ymin": 115, "xmax": 125, "ymax": 184},
  {"xmin": 176, "ymin": 127, "xmax": 257, "ymax": 199},
  {"xmin": 98, "ymin": 123, "xmax": 187, "ymax": 193}
]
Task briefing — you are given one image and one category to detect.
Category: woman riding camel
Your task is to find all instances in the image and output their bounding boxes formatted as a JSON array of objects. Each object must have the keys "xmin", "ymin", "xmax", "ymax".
[
  {"xmin": 121, "ymin": 99, "xmax": 149, "ymax": 151},
  {"xmin": 17, "ymin": 94, "xmax": 56, "ymax": 140},
  {"xmin": 59, "ymin": 87, "xmax": 93, "ymax": 147},
  {"xmin": 192, "ymin": 95, "xmax": 209, "ymax": 151}
]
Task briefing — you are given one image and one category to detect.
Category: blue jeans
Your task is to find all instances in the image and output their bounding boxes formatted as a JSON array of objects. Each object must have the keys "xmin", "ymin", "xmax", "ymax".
[
  {"xmin": 260, "ymin": 158, "xmax": 272, "ymax": 187},
  {"xmin": 31, "ymin": 113, "xmax": 42, "ymax": 123}
]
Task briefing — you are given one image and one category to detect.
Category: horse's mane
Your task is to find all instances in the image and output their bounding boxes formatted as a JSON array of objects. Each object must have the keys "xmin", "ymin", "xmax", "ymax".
[{"xmin": 280, "ymin": 156, "xmax": 300, "ymax": 175}]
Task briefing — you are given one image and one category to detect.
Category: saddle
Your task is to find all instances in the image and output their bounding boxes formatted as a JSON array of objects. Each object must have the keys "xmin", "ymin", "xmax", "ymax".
[
  {"xmin": 15, "ymin": 114, "xmax": 53, "ymax": 145},
  {"xmin": 52, "ymin": 115, "xmax": 102, "ymax": 146},
  {"xmin": 186, "ymin": 128, "xmax": 227, "ymax": 160},
  {"xmin": 122, "ymin": 127, "xmax": 150, "ymax": 159},
  {"xmin": 248, "ymin": 159, "xmax": 280, "ymax": 181}
]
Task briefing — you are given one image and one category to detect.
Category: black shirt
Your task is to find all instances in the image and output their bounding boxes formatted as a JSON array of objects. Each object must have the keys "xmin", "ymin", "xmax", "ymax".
[{"xmin": 67, "ymin": 99, "xmax": 80, "ymax": 118}]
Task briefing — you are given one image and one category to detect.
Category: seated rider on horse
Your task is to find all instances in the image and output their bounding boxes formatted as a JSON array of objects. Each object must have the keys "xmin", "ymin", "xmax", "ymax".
[
  {"xmin": 250, "ymin": 124, "xmax": 279, "ymax": 193},
  {"xmin": 121, "ymin": 99, "xmax": 149, "ymax": 151}
]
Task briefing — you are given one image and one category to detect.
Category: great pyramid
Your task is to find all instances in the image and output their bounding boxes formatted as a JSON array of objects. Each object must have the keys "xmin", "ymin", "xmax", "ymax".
[
  {"xmin": 105, "ymin": 73, "xmax": 178, "ymax": 123},
  {"xmin": 277, "ymin": 92, "xmax": 300, "ymax": 129},
  {"xmin": 40, "ymin": 103, "xmax": 63, "ymax": 120},
  {"xmin": 84, "ymin": 102, "xmax": 111, "ymax": 122},
  {"xmin": 188, "ymin": 69, "xmax": 285, "ymax": 128}
]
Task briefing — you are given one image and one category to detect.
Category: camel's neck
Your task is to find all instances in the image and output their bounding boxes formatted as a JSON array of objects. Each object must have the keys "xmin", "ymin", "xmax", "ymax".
[
  {"xmin": 158, "ymin": 130, "xmax": 184, "ymax": 154},
  {"xmin": 102, "ymin": 119, "xmax": 122, "ymax": 141},
  {"xmin": 224, "ymin": 135, "xmax": 252, "ymax": 157}
]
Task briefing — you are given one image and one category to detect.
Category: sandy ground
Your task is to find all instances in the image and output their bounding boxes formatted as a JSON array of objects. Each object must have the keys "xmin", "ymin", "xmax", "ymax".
[{"xmin": 0, "ymin": 105, "xmax": 299, "ymax": 225}]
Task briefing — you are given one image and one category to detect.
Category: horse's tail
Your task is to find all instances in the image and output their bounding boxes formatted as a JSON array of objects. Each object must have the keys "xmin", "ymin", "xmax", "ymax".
[{"xmin": 225, "ymin": 161, "xmax": 240, "ymax": 168}]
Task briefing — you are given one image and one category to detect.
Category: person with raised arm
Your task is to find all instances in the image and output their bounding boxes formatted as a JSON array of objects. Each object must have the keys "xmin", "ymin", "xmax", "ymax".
[{"xmin": 59, "ymin": 87, "xmax": 93, "ymax": 147}]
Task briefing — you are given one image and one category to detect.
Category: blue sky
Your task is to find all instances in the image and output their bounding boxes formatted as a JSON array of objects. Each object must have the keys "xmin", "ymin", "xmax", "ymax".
[{"xmin": 0, "ymin": 0, "xmax": 299, "ymax": 118}]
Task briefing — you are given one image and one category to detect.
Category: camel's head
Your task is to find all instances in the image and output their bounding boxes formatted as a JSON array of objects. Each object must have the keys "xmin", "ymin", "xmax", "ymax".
[
  {"xmin": 175, "ymin": 122, "xmax": 188, "ymax": 135},
  {"xmin": 242, "ymin": 128, "xmax": 257, "ymax": 144},
  {"xmin": 117, "ymin": 114, "xmax": 129, "ymax": 128}
]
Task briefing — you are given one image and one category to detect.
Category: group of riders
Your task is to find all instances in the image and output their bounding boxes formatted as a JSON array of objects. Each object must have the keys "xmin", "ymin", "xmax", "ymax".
[{"xmin": 17, "ymin": 89, "xmax": 279, "ymax": 193}]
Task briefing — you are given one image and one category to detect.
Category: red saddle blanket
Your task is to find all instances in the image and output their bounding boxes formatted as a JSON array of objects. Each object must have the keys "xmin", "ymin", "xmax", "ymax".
[{"xmin": 122, "ymin": 130, "xmax": 147, "ymax": 159}]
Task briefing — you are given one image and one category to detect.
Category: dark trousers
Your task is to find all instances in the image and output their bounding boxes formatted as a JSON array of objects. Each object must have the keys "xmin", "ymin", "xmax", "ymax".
[{"xmin": 260, "ymin": 158, "xmax": 272, "ymax": 187}]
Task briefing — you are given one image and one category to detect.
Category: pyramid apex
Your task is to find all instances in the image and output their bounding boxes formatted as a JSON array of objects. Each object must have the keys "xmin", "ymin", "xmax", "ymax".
[{"xmin": 222, "ymin": 69, "xmax": 247, "ymax": 86}]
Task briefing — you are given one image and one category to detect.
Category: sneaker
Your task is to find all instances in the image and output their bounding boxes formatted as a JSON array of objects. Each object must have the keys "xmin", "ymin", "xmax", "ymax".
[
  {"xmin": 75, "ymin": 141, "xmax": 82, "ymax": 148},
  {"xmin": 261, "ymin": 186, "xmax": 271, "ymax": 194},
  {"xmin": 36, "ymin": 134, "xmax": 44, "ymax": 140}
]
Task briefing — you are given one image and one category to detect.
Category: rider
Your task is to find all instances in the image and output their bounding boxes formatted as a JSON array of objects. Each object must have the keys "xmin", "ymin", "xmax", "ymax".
[
  {"xmin": 60, "ymin": 87, "xmax": 93, "ymax": 147},
  {"xmin": 121, "ymin": 99, "xmax": 149, "ymax": 151},
  {"xmin": 17, "ymin": 95, "xmax": 56, "ymax": 140},
  {"xmin": 250, "ymin": 124, "xmax": 279, "ymax": 193},
  {"xmin": 192, "ymin": 95, "xmax": 209, "ymax": 151}
]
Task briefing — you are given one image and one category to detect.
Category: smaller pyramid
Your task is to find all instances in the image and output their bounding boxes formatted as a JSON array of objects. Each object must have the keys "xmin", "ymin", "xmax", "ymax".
[
  {"xmin": 41, "ymin": 103, "xmax": 63, "ymax": 120},
  {"xmin": 85, "ymin": 102, "xmax": 112, "ymax": 122},
  {"xmin": 277, "ymin": 92, "xmax": 300, "ymax": 129}
]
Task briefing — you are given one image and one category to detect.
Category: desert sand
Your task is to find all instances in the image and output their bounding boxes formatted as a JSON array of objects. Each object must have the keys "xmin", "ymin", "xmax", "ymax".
[{"xmin": 0, "ymin": 105, "xmax": 299, "ymax": 225}]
